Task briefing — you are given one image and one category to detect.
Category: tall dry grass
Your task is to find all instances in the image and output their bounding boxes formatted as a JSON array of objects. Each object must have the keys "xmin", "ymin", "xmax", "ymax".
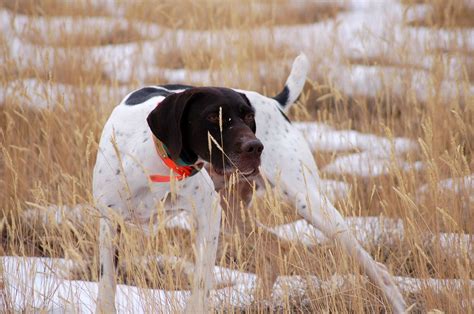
[{"xmin": 1, "ymin": 0, "xmax": 473, "ymax": 312}]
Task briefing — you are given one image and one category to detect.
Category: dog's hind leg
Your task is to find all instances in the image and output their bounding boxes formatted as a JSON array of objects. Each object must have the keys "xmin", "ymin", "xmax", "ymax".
[{"xmin": 97, "ymin": 215, "xmax": 118, "ymax": 313}]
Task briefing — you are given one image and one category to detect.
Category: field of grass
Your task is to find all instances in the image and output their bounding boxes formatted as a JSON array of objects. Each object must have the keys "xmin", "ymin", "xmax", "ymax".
[{"xmin": 1, "ymin": 0, "xmax": 473, "ymax": 312}]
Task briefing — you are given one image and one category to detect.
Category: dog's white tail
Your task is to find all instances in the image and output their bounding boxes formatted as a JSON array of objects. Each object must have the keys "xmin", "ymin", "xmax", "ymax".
[{"xmin": 273, "ymin": 53, "xmax": 310, "ymax": 112}]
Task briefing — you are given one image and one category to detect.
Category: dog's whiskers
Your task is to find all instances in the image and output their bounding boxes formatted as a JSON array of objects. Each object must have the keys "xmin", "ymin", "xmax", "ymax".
[{"xmin": 206, "ymin": 133, "xmax": 255, "ymax": 188}]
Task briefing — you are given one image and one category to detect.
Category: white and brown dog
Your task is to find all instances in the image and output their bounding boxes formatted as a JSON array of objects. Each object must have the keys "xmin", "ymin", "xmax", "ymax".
[{"xmin": 93, "ymin": 54, "xmax": 406, "ymax": 313}]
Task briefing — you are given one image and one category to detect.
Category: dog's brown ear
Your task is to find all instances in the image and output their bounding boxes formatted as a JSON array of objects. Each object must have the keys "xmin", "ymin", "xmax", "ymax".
[
  {"xmin": 238, "ymin": 92, "xmax": 256, "ymax": 133},
  {"xmin": 147, "ymin": 90, "xmax": 199, "ymax": 160}
]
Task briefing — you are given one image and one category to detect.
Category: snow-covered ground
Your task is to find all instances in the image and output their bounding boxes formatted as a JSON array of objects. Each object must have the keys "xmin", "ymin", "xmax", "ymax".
[
  {"xmin": 3, "ymin": 255, "xmax": 474, "ymax": 313},
  {"xmin": 1, "ymin": 0, "xmax": 473, "ymax": 312},
  {"xmin": 1, "ymin": 0, "xmax": 473, "ymax": 96}
]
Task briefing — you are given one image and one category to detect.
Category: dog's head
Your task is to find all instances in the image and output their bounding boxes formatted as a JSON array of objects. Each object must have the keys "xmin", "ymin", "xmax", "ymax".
[{"xmin": 147, "ymin": 87, "xmax": 263, "ymax": 177}]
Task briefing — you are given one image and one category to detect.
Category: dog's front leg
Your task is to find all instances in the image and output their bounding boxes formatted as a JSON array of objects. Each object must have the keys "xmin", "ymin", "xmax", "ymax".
[
  {"xmin": 260, "ymin": 148, "xmax": 406, "ymax": 312},
  {"xmin": 292, "ymin": 181, "xmax": 406, "ymax": 313},
  {"xmin": 97, "ymin": 217, "xmax": 118, "ymax": 313},
  {"xmin": 297, "ymin": 190, "xmax": 406, "ymax": 313},
  {"xmin": 185, "ymin": 189, "xmax": 222, "ymax": 314}
]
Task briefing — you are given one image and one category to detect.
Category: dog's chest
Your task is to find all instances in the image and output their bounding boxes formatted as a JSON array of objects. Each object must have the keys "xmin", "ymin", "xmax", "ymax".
[
  {"xmin": 124, "ymin": 177, "xmax": 203, "ymax": 224},
  {"xmin": 93, "ymin": 97, "xmax": 186, "ymax": 218}
]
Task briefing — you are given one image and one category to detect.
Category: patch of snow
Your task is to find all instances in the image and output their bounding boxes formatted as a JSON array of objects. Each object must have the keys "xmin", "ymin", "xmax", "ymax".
[
  {"xmin": 318, "ymin": 179, "xmax": 351, "ymax": 203},
  {"xmin": 293, "ymin": 122, "xmax": 422, "ymax": 178},
  {"xmin": 437, "ymin": 233, "xmax": 473, "ymax": 259},
  {"xmin": 417, "ymin": 175, "xmax": 474, "ymax": 194},
  {"xmin": 416, "ymin": 175, "xmax": 474, "ymax": 208},
  {"xmin": 0, "ymin": 79, "xmax": 130, "ymax": 108},
  {"xmin": 265, "ymin": 217, "xmax": 473, "ymax": 259},
  {"xmin": 395, "ymin": 276, "xmax": 474, "ymax": 295},
  {"xmin": 212, "ymin": 282, "xmax": 255, "ymax": 308},
  {"xmin": 294, "ymin": 122, "xmax": 417, "ymax": 154},
  {"xmin": 3, "ymin": 256, "xmax": 473, "ymax": 312},
  {"xmin": 1, "ymin": 256, "xmax": 188, "ymax": 313},
  {"xmin": 263, "ymin": 216, "xmax": 404, "ymax": 247},
  {"xmin": 92, "ymin": 0, "xmax": 128, "ymax": 17},
  {"xmin": 261, "ymin": 219, "xmax": 327, "ymax": 247},
  {"xmin": 348, "ymin": 0, "xmax": 398, "ymax": 11},
  {"xmin": 272, "ymin": 275, "xmax": 313, "ymax": 301},
  {"xmin": 22, "ymin": 203, "xmax": 89, "ymax": 225},
  {"xmin": 294, "ymin": 122, "xmax": 422, "ymax": 177},
  {"xmin": 321, "ymin": 64, "xmax": 474, "ymax": 103},
  {"xmin": 322, "ymin": 152, "xmax": 424, "ymax": 177},
  {"xmin": 213, "ymin": 266, "xmax": 256, "ymax": 288},
  {"xmin": 0, "ymin": 256, "xmax": 252, "ymax": 312},
  {"xmin": 2, "ymin": 9, "xmax": 163, "ymax": 43}
]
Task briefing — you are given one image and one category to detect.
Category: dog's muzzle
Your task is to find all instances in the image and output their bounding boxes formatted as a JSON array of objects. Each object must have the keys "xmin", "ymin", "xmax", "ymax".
[{"xmin": 235, "ymin": 138, "xmax": 263, "ymax": 176}]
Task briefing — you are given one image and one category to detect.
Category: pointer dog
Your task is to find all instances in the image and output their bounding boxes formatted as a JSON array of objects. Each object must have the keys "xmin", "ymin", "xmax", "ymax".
[{"xmin": 93, "ymin": 54, "xmax": 406, "ymax": 313}]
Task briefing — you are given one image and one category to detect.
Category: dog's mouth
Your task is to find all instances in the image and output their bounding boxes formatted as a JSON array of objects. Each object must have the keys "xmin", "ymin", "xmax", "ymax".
[
  {"xmin": 239, "ymin": 167, "xmax": 258, "ymax": 177},
  {"xmin": 210, "ymin": 165, "xmax": 259, "ymax": 178},
  {"xmin": 207, "ymin": 153, "xmax": 261, "ymax": 178}
]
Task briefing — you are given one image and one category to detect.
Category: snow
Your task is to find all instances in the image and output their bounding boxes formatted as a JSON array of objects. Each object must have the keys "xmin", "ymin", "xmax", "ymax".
[
  {"xmin": 396, "ymin": 276, "xmax": 474, "ymax": 297},
  {"xmin": 321, "ymin": 64, "xmax": 474, "ymax": 102},
  {"xmin": 3, "ymin": 256, "xmax": 473, "ymax": 312},
  {"xmin": 294, "ymin": 122, "xmax": 417, "ymax": 154},
  {"xmin": 416, "ymin": 175, "xmax": 474, "ymax": 209},
  {"xmin": 0, "ymin": 79, "xmax": 131, "ymax": 109},
  {"xmin": 322, "ymin": 152, "xmax": 424, "ymax": 177},
  {"xmin": 1, "ymin": 10, "xmax": 163, "ymax": 43},
  {"xmin": 318, "ymin": 179, "xmax": 351, "ymax": 203},
  {"xmin": 293, "ymin": 122, "xmax": 422, "ymax": 177},
  {"xmin": 265, "ymin": 217, "xmax": 473, "ymax": 259},
  {"xmin": 1, "ymin": 0, "xmax": 473, "ymax": 94},
  {"xmin": 417, "ymin": 175, "xmax": 474, "ymax": 195},
  {"xmin": 262, "ymin": 217, "xmax": 402, "ymax": 247}
]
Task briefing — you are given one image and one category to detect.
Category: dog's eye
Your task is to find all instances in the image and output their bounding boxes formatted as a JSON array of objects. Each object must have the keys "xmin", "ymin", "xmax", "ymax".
[
  {"xmin": 244, "ymin": 113, "xmax": 255, "ymax": 123},
  {"xmin": 207, "ymin": 113, "xmax": 220, "ymax": 124}
]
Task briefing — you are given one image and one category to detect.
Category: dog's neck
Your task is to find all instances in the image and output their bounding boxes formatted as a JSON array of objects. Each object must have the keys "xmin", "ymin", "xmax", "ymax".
[
  {"xmin": 152, "ymin": 135, "xmax": 195, "ymax": 166},
  {"xmin": 150, "ymin": 135, "xmax": 203, "ymax": 182}
]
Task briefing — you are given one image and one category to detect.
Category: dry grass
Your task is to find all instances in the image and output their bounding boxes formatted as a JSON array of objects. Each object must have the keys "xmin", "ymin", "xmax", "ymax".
[
  {"xmin": 404, "ymin": 0, "xmax": 474, "ymax": 28},
  {"xmin": 1, "ymin": 0, "xmax": 473, "ymax": 313},
  {"xmin": 0, "ymin": 0, "xmax": 108, "ymax": 17},
  {"xmin": 125, "ymin": 0, "xmax": 344, "ymax": 30},
  {"xmin": 155, "ymin": 37, "xmax": 295, "ymax": 71},
  {"xmin": 21, "ymin": 23, "xmax": 145, "ymax": 47}
]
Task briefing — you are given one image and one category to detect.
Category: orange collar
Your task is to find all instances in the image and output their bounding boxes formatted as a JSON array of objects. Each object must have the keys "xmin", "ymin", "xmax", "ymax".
[{"xmin": 149, "ymin": 135, "xmax": 202, "ymax": 183}]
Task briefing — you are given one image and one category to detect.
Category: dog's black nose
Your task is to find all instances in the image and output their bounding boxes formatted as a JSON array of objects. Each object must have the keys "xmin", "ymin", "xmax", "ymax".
[{"xmin": 241, "ymin": 140, "xmax": 264, "ymax": 156}]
